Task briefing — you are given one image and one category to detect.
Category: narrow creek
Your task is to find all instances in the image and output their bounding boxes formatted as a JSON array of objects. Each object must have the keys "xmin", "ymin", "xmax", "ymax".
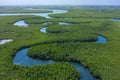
[
  {"xmin": 12, "ymin": 8, "xmax": 107, "ymax": 80},
  {"xmin": 59, "ymin": 22, "xmax": 70, "ymax": 25}
]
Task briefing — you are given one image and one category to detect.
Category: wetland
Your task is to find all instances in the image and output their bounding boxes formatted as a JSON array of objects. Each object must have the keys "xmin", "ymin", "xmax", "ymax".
[{"xmin": 0, "ymin": 6, "xmax": 120, "ymax": 80}]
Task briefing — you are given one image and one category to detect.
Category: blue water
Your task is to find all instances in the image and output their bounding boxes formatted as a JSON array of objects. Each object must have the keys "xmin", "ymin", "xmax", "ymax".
[
  {"xmin": 40, "ymin": 27, "xmax": 48, "ymax": 33},
  {"xmin": 14, "ymin": 20, "xmax": 28, "ymax": 27},
  {"xmin": 111, "ymin": 18, "xmax": 120, "ymax": 22},
  {"xmin": 13, "ymin": 48, "xmax": 54, "ymax": 66},
  {"xmin": 59, "ymin": 22, "xmax": 70, "ymax": 25},
  {"xmin": 96, "ymin": 36, "xmax": 107, "ymax": 43},
  {"xmin": 71, "ymin": 62, "xmax": 95, "ymax": 80}
]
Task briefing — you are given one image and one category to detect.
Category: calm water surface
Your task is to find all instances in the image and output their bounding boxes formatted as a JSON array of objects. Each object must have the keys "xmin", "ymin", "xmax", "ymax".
[
  {"xmin": 40, "ymin": 27, "xmax": 48, "ymax": 33},
  {"xmin": 59, "ymin": 22, "xmax": 70, "ymax": 25},
  {"xmin": 14, "ymin": 20, "xmax": 28, "ymax": 27},
  {"xmin": 13, "ymin": 48, "xmax": 54, "ymax": 66},
  {"xmin": 96, "ymin": 36, "xmax": 107, "ymax": 43},
  {"xmin": 111, "ymin": 18, "xmax": 120, "ymax": 22},
  {"xmin": 0, "ymin": 39, "xmax": 13, "ymax": 45}
]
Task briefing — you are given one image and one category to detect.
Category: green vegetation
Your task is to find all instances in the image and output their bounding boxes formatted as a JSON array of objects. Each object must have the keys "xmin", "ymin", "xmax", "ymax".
[
  {"xmin": 0, "ymin": 6, "xmax": 120, "ymax": 80},
  {"xmin": 49, "ymin": 7, "xmax": 120, "ymax": 18},
  {"xmin": 1, "ymin": 62, "xmax": 79, "ymax": 80},
  {"xmin": 0, "ymin": 8, "xmax": 52, "ymax": 13}
]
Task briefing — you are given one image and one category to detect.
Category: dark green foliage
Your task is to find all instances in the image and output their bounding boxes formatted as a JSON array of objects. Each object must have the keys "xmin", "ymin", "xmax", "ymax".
[
  {"xmin": 28, "ymin": 43, "xmax": 69, "ymax": 61},
  {"xmin": 1, "ymin": 63, "xmax": 79, "ymax": 80},
  {"xmin": 0, "ymin": 8, "xmax": 52, "ymax": 13},
  {"xmin": 49, "ymin": 8, "xmax": 120, "ymax": 18}
]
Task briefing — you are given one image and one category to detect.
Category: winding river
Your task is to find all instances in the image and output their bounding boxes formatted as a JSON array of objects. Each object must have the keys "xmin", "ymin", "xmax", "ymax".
[
  {"xmin": 0, "ymin": 9, "xmax": 67, "ymax": 18},
  {"xmin": 13, "ymin": 31, "xmax": 106, "ymax": 80},
  {"xmin": 12, "ymin": 8, "xmax": 107, "ymax": 80},
  {"xmin": 40, "ymin": 27, "xmax": 107, "ymax": 43}
]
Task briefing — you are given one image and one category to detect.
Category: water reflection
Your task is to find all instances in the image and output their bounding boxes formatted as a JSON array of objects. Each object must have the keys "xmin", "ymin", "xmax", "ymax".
[
  {"xmin": 0, "ymin": 39, "xmax": 13, "ymax": 45},
  {"xmin": 40, "ymin": 27, "xmax": 48, "ymax": 33},
  {"xmin": 96, "ymin": 36, "xmax": 107, "ymax": 43},
  {"xmin": 14, "ymin": 20, "xmax": 28, "ymax": 27}
]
